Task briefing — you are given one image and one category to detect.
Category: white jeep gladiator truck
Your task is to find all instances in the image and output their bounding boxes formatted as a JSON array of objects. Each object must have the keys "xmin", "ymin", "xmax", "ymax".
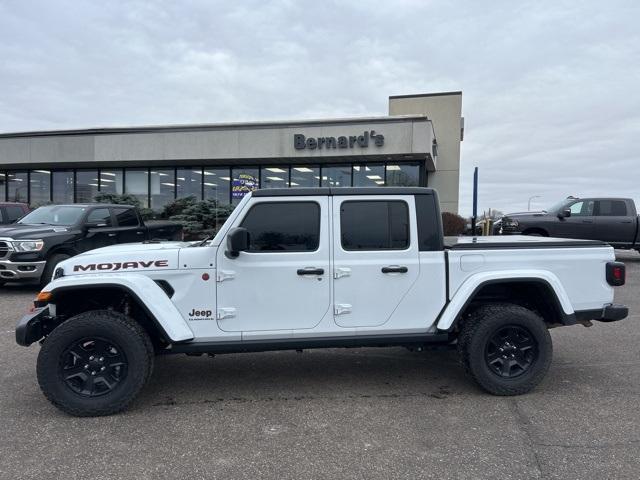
[{"xmin": 15, "ymin": 187, "xmax": 628, "ymax": 416}]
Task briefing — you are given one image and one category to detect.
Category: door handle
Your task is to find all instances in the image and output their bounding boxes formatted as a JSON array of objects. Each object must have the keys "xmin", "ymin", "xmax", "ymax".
[
  {"xmin": 581, "ymin": 220, "xmax": 593, "ymax": 224},
  {"xmin": 381, "ymin": 266, "xmax": 408, "ymax": 274},
  {"xmin": 136, "ymin": 231, "xmax": 144, "ymax": 235},
  {"xmin": 108, "ymin": 233, "xmax": 117, "ymax": 237},
  {"xmin": 297, "ymin": 268, "xmax": 324, "ymax": 276}
]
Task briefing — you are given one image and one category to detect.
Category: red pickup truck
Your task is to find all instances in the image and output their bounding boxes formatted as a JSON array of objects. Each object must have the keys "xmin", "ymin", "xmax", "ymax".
[{"xmin": 0, "ymin": 203, "xmax": 29, "ymax": 225}]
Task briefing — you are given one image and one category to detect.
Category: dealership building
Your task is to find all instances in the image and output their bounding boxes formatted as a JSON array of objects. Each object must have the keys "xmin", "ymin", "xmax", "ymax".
[{"xmin": 0, "ymin": 91, "xmax": 463, "ymax": 215}]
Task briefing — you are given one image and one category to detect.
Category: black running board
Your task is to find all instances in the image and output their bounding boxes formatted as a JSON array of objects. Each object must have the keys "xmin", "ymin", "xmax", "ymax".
[{"xmin": 167, "ymin": 333, "xmax": 452, "ymax": 355}]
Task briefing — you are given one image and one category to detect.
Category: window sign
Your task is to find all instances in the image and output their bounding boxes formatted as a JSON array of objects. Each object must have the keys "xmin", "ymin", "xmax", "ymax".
[{"xmin": 232, "ymin": 172, "xmax": 258, "ymax": 200}]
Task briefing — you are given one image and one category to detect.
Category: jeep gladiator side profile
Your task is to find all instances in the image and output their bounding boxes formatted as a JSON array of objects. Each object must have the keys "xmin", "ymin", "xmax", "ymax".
[{"xmin": 15, "ymin": 187, "xmax": 628, "ymax": 416}]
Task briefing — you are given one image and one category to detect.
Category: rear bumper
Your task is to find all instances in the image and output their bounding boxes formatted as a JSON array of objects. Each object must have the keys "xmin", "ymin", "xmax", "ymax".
[
  {"xmin": 0, "ymin": 259, "xmax": 46, "ymax": 281},
  {"xmin": 574, "ymin": 304, "xmax": 629, "ymax": 323}
]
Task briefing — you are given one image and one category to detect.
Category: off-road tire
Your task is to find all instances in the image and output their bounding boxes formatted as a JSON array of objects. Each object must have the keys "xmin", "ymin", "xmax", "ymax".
[
  {"xmin": 40, "ymin": 253, "xmax": 71, "ymax": 288},
  {"xmin": 37, "ymin": 310, "xmax": 154, "ymax": 416},
  {"xmin": 458, "ymin": 303, "xmax": 552, "ymax": 395}
]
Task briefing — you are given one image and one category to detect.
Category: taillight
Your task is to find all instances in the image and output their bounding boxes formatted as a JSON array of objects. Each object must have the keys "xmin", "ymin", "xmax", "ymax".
[{"xmin": 606, "ymin": 262, "xmax": 625, "ymax": 286}]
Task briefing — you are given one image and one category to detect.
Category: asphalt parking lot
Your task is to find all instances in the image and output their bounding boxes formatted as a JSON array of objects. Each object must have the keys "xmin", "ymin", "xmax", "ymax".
[{"xmin": 0, "ymin": 251, "xmax": 638, "ymax": 480}]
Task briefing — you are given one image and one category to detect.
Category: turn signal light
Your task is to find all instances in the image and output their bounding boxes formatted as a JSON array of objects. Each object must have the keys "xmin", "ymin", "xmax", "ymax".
[
  {"xmin": 606, "ymin": 262, "xmax": 625, "ymax": 287},
  {"xmin": 35, "ymin": 291, "xmax": 53, "ymax": 303}
]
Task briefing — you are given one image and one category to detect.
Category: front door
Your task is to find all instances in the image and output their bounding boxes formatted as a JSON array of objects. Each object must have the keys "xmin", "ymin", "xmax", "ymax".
[
  {"xmin": 553, "ymin": 199, "xmax": 597, "ymax": 239},
  {"xmin": 332, "ymin": 195, "xmax": 419, "ymax": 328},
  {"xmin": 82, "ymin": 207, "xmax": 119, "ymax": 251},
  {"xmin": 216, "ymin": 197, "xmax": 331, "ymax": 332}
]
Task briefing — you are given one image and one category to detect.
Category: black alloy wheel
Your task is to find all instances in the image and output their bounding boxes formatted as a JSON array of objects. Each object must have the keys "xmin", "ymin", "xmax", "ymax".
[
  {"xmin": 484, "ymin": 325, "xmax": 537, "ymax": 378},
  {"xmin": 60, "ymin": 337, "xmax": 128, "ymax": 397}
]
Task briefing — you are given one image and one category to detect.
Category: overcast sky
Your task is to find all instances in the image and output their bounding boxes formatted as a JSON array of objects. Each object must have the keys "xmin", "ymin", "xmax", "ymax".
[{"xmin": 1, "ymin": 0, "xmax": 638, "ymax": 214}]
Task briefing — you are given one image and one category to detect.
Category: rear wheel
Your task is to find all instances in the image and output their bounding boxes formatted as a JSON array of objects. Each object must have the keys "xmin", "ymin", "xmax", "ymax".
[
  {"xmin": 458, "ymin": 303, "xmax": 552, "ymax": 395},
  {"xmin": 37, "ymin": 310, "xmax": 154, "ymax": 416}
]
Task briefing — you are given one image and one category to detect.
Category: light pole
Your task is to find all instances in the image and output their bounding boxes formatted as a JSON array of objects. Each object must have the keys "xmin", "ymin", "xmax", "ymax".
[{"xmin": 528, "ymin": 195, "xmax": 541, "ymax": 211}]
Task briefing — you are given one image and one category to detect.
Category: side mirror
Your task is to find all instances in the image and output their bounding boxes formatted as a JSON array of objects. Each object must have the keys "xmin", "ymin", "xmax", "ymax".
[
  {"xmin": 558, "ymin": 208, "xmax": 571, "ymax": 218},
  {"xmin": 225, "ymin": 227, "xmax": 250, "ymax": 258}
]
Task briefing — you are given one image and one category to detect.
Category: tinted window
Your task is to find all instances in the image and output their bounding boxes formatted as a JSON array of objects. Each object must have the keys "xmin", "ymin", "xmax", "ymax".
[
  {"xmin": 341, "ymin": 201, "xmax": 409, "ymax": 250},
  {"xmin": 569, "ymin": 200, "xmax": 594, "ymax": 216},
  {"xmin": 240, "ymin": 202, "xmax": 320, "ymax": 252},
  {"xmin": 597, "ymin": 200, "xmax": 627, "ymax": 216},
  {"xmin": 415, "ymin": 195, "xmax": 443, "ymax": 251},
  {"xmin": 113, "ymin": 208, "xmax": 139, "ymax": 227},
  {"xmin": 6, "ymin": 206, "xmax": 25, "ymax": 222},
  {"xmin": 86, "ymin": 208, "xmax": 112, "ymax": 227}
]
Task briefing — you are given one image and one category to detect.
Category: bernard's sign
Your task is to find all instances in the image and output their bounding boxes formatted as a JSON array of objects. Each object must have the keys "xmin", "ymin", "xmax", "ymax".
[{"xmin": 294, "ymin": 130, "xmax": 384, "ymax": 150}]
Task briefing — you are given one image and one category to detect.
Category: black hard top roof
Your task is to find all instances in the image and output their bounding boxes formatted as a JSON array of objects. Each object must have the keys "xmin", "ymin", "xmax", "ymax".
[{"xmin": 252, "ymin": 187, "xmax": 435, "ymax": 197}]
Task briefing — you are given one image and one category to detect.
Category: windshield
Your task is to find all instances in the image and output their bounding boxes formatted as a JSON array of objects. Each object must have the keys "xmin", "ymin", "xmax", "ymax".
[
  {"xmin": 18, "ymin": 205, "xmax": 87, "ymax": 226},
  {"xmin": 546, "ymin": 199, "xmax": 573, "ymax": 213}
]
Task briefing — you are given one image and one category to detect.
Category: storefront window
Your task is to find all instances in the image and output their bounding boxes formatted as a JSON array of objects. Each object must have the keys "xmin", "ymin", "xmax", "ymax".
[
  {"xmin": 386, "ymin": 163, "xmax": 420, "ymax": 187},
  {"xmin": 231, "ymin": 167, "xmax": 259, "ymax": 205},
  {"xmin": 290, "ymin": 166, "xmax": 319, "ymax": 188},
  {"xmin": 125, "ymin": 169, "xmax": 149, "ymax": 208},
  {"xmin": 150, "ymin": 169, "xmax": 176, "ymax": 211},
  {"xmin": 0, "ymin": 173, "xmax": 6, "ymax": 201},
  {"xmin": 321, "ymin": 165, "xmax": 351, "ymax": 187},
  {"xmin": 52, "ymin": 171, "xmax": 74, "ymax": 203},
  {"xmin": 7, "ymin": 172, "xmax": 29, "ymax": 203},
  {"xmin": 76, "ymin": 170, "xmax": 99, "ymax": 203},
  {"xmin": 100, "ymin": 169, "xmax": 123, "ymax": 194},
  {"xmin": 353, "ymin": 164, "xmax": 385, "ymax": 187},
  {"xmin": 177, "ymin": 168, "xmax": 202, "ymax": 200},
  {"xmin": 30, "ymin": 170, "xmax": 51, "ymax": 205},
  {"xmin": 203, "ymin": 168, "xmax": 231, "ymax": 205},
  {"xmin": 261, "ymin": 166, "xmax": 288, "ymax": 189}
]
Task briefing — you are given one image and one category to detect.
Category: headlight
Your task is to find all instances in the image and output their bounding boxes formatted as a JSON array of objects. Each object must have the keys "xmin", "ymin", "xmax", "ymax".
[
  {"xmin": 502, "ymin": 218, "xmax": 519, "ymax": 228},
  {"xmin": 12, "ymin": 240, "xmax": 45, "ymax": 252}
]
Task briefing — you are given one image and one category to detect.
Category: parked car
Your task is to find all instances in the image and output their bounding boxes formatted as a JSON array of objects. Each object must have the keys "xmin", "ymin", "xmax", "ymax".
[
  {"xmin": 16, "ymin": 187, "xmax": 628, "ymax": 416},
  {"xmin": 0, "ymin": 202, "xmax": 29, "ymax": 225},
  {"xmin": 498, "ymin": 197, "xmax": 640, "ymax": 250},
  {"xmin": 0, "ymin": 203, "xmax": 182, "ymax": 286}
]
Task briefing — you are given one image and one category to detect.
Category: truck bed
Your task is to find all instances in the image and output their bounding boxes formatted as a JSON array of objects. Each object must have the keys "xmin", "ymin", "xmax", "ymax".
[{"xmin": 444, "ymin": 235, "xmax": 607, "ymax": 250}]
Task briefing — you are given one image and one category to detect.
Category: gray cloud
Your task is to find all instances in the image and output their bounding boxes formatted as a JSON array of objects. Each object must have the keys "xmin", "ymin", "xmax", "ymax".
[{"xmin": 1, "ymin": 0, "xmax": 638, "ymax": 214}]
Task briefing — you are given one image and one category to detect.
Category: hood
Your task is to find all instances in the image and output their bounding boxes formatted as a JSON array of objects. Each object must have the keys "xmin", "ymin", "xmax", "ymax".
[
  {"xmin": 58, "ymin": 241, "xmax": 188, "ymax": 277},
  {"xmin": 75, "ymin": 241, "xmax": 190, "ymax": 257},
  {"xmin": 0, "ymin": 224, "xmax": 75, "ymax": 239},
  {"xmin": 502, "ymin": 211, "xmax": 549, "ymax": 219}
]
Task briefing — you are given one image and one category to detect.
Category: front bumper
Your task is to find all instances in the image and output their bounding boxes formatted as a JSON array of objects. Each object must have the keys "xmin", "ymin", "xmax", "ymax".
[
  {"xmin": 15, "ymin": 306, "xmax": 50, "ymax": 346},
  {"xmin": 0, "ymin": 259, "xmax": 46, "ymax": 281}
]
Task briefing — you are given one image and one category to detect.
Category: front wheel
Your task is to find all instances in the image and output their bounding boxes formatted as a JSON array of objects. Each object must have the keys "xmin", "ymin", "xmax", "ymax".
[
  {"xmin": 457, "ymin": 303, "xmax": 552, "ymax": 395},
  {"xmin": 40, "ymin": 253, "xmax": 70, "ymax": 288},
  {"xmin": 37, "ymin": 310, "xmax": 154, "ymax": 416}
]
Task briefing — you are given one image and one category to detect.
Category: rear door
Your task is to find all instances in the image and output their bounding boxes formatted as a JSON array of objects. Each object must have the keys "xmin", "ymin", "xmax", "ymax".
[
  {"xmin": 594, "ymin": 200, "xmax": 635, "ymax": 246},
  {"xmin": 113, "ymin": 207, "xmax": 146, "ymax": 243},
  {"xmin": 332, "ymin": 195, "xmax": 419, "ymax": 328}
]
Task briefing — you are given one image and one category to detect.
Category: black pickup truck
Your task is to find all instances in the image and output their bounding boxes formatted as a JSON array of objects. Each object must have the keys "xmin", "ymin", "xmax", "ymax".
[
  {"xmin": 498, "ymin": 197, "xmax": 640, "ymax": 251},
  {"xmin": 0, "ymin": 204, "xmax": 182, "ymax": 286}
]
